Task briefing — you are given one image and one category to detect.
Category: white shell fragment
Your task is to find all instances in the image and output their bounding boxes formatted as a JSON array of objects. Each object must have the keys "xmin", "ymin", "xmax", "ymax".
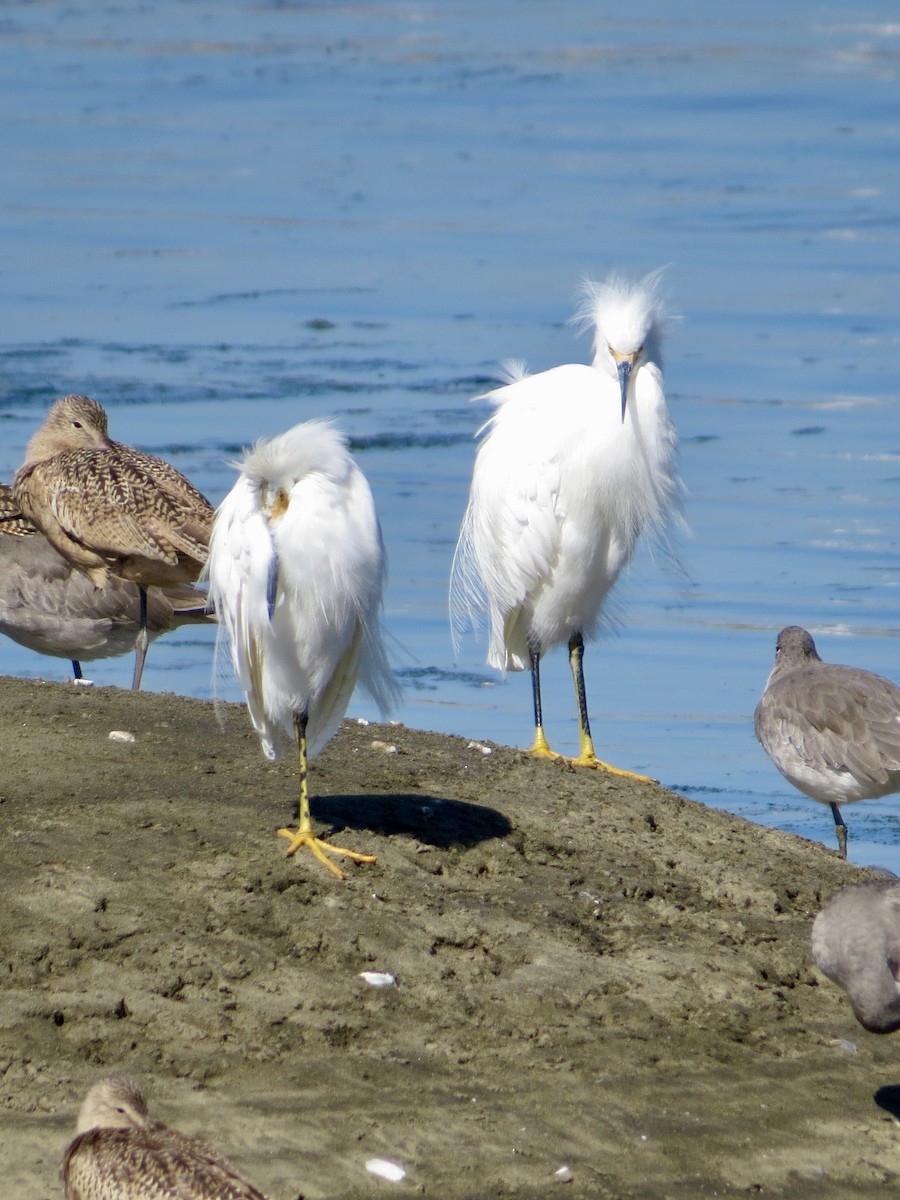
[
  {"xmin": 108, "ymin": 730, "xmax": 136, "ymax": 744},
  {"xmin": 370, "ymin": 739, "xmax": 398, "ymax": 754},
  {"xmin": 466, "ymin": 740, "xmax": 492, "ymax": 755},
  {"xmin": 829, "ymin": 1037, "xmax": 859, "ymax": 1055},
  {"xmin": 366, "ymin": 1157, "xmax": 406, "ymax": 1182},
  {"xmin": 359, "ymin": 971, "xmax": 396, "ymax": 988}
]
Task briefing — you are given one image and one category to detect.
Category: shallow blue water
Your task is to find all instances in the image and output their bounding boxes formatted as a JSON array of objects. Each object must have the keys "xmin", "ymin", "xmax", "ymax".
[{"xmin": 2, "ymin": 1, "xmax": 900, "ymax": 870}]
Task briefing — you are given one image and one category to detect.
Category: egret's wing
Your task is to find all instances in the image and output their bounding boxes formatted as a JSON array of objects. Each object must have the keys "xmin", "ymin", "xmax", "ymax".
[
  {"xmin": 205, "ymin": 476, "xmax": 281, "ymax": 757},
  {"xmin": 284, "ymin": 462, "xmax": 399, "ymax": 743},
  {"xmin": 451, "ymin": 384, "xmax": 563, "ymax": 660}
]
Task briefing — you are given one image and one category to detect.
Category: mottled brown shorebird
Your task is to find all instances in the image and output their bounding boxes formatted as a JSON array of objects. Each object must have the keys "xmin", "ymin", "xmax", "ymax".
[
  {"xmin": 12, "ymin": 395, "xmax": 214, "ymax": 688},
  {"xmin": 0, "ymin": 483, "xmax": 211, "ymax": 687},
  {"xmin": 812, "ymin": 879, "xmax": 900, "ymax": 1033},
  {"xmin": 755, "ymin": 626, "xmax": 900, "ymax": 858},
  {"xmin": 62, "ymin": 1077, "xmax": 269, "ymax": 1199}
]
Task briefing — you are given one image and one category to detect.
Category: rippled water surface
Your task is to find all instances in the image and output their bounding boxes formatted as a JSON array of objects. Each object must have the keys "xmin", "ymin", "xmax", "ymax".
[{"xmin": 2, "ymin": 1, "xmax": 900, "ymax": 869}]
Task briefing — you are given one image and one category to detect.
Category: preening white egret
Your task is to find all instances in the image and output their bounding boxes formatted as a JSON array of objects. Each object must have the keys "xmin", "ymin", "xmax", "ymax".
[
  {"xmin": 205, "ymin": 419, "xmax": 398, "ymax": 879},
  {"xmin": 755, "ymin": 625, "xmax": 900, "ymax": 859},
  {"xmin": 451, "ymin": 272, "xmax": 680, "ymax": 777},
  {"xmin": 12, "ymin": 395, "xmax": 213, "ymax": 689}
]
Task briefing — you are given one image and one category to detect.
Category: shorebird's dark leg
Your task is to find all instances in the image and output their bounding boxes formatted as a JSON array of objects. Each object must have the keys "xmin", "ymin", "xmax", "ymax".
[
  {"xmin": 526, "ymin": 638, "xmax": 556, "ymax": 758},
  {"xmin": 831, "ymin": 802, "xmax": 848, "ymax": 859},
  {"xmin": 70, "ymin": 658, "xmax": 94, "ymax": 686},
  {"xmin": 131, "ymin": 587, "xmax": 150, "ymax": 691},
  {"xmin": 566, "ymin": 632, "xmax": 656, "ymax": 782},
  {"xmin": 277, "ymin": 709, "xmax": 376, "ymax": 879}
]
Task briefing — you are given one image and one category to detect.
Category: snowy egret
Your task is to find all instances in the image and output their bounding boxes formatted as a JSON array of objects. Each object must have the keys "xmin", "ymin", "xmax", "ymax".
[
  {"xmin": 12, "ymin": 395, "xmax": 213, "ymax": 689},
  {"xmin": 755, "ymin": 626, "xmax": 900, "ymax": 859},
  {"xmin": 451, "ymin": 272, "xmax": 680, "ymax": 776},
  {"xmin": 0, "ymin": 482, "xmax": 211, "ymax": 686},
  {"xmin": 205, "ymin": 418, "xmax": 398, "ymax": 879},
  {"xmin": 63, "ymin": 1077, "xmax": 268, "ymax": 1199},
  {"xmin": 812, "ymin": 879, "xmax": 900, "ymax": 1033}
]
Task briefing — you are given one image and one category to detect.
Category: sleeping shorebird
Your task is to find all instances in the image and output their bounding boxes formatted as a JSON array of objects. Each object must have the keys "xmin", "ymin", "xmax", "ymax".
[
  {"xmin": 12, "ymin": 395, "xmax": 214, "ymax": 689},
  {"xmin": 0, "ymin": 482, "xmax": 210, "ymax": 687},
  {"xmin": 755, "ymin": 626, "xmax": 900, "ymax": 858},
  {"xmin": 812, "ymin": 879, "xmax": 900, "ymax": 1033},
  {"xmin": 205, "ymin": 418, "xmax": 398, "ymax": 879},
  {"xmin": 62, "ymin": 1077, "xmax": 268, "ymax": 1199},
  {"xmin": 451, "ymin": 272, "xmax": 680, "ymax": 777}
]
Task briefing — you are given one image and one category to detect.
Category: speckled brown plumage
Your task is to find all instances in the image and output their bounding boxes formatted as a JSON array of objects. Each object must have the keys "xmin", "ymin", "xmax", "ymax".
[
  {"xmin": 62, "ymin": 1078, "xmax": 269, "ymax": 1200},
  {"xmin": 0, "ymin": 478, "xmax": 34, "ymax": 536},
  {"xmin": 755, "ymin": 625, "xmax": 900, "ymax": 857},
  {"xmin": 12, "ymin": 396, "xmax": 214, "ymax": 684},
  {"xmin": 0, "ymin": 486, "xmax": 211, "ymax": 686},
  {"xmin": 13, "ymin": 395, "xmax": 213, "ymax": 591}
]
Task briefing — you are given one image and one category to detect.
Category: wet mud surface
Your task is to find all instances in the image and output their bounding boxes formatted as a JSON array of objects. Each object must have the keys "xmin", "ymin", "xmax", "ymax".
[{"xmin": 0, "ymin": 676, "xmax": 897, "ymax": 1198}]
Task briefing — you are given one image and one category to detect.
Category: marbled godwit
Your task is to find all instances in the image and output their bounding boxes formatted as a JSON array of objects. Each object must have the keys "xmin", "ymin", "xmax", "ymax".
[
  {"xmin": 205, "ymin": 419, "xmax": 398, "ymax": 879},
  {"xmin": 812, "ymin": 879, "xmax": 900, "ymax": 1033},
  {"xmin": 0, "ymin": 483, "xmax": 210, "ymax": 687},
  {"xmin": 12, "ymin": 395, "xmax": 214, "ymax": 688},
  {"xmin": 755, "ymin": 626, "xmax": 900, "ymax": 859},
  {"xmin": 450, "ymin": 272, "xmax": 679, "ymax": 777},
  {"xmin": 62, "ymin": 1077, "xmax": 268, "ymax": 1199}
]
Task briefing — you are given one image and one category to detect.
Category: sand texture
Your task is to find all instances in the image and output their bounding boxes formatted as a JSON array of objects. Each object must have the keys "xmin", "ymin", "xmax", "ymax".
[{"xmin": 0, "ymin": 675, "xmax": 897, "ymax": 1199}]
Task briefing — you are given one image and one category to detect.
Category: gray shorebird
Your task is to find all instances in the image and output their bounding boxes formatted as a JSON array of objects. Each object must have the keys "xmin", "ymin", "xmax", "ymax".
[
  {"xmin": 812, "ymin": 879, "xmax": 900, "ymax": 1033},
  {"xmin": 755, "ymin": 626, "xmax": 900, "ymax": 858},
  {"xmin": 450, "ymin": 272, "xmax": 679, "ymax": 779},
  {"xmin": 62, "ymin": 1077, "xmax": 268, "ymax": 1199},
  {"xmin": 12, "ymin": 395, "xmax": 214, "ymax": 688},
  {"xmin": 0, "ymin": 484, "xmax": 210, "ymax": 687}
]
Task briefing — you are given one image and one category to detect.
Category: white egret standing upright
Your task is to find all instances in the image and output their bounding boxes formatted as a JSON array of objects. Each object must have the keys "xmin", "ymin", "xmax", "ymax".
[
  {"xmin": 206, "ymin": 419, "xmax": 398, "ymax": 879},
  {"xmin": 451, "ymin": 272, "xmax": 680, "ymax": 776}
]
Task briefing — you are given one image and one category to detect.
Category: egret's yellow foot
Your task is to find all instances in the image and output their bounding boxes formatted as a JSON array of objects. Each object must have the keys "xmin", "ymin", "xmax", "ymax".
[
  {"xmin": 526, "ymin": 727, "xmax": 562, "ymax": 761},
  {"xmin": 567, "ymin": 752, "xmax": 657, "ymax": 784},
  {"xmin": 277, "ymin": 826, "xmax": 377, "ymax": 880},
  {"xmin": 524, "ymin": 729, "xmax": 656, "ymax": 782}
]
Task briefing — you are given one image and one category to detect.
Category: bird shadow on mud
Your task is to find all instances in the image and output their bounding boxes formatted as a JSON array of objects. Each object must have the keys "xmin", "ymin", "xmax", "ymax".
[
  {"xmin": 308, "ymin": 792, "xmax": 512, "ymax": 850},
  {"xmin": 874, "ymin": 1084, "xmax": 900, "ymax": 1120}
]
